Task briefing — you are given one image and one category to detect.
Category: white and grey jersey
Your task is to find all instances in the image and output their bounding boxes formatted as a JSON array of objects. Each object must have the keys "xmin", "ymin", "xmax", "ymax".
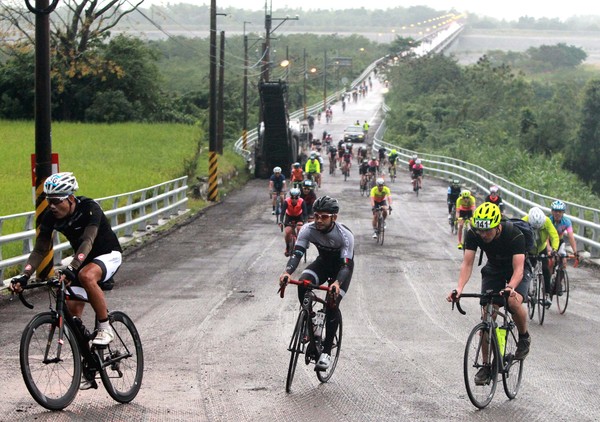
[{"xmin": 285, "ymin": 222, "xmax": 354, "ymax": 277}]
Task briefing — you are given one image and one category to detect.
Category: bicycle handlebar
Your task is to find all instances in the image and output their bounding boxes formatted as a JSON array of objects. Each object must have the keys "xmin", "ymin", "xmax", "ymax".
[
  {"xmin": 278, "ymin": 277, "xmax": 332, "ymax": 299},
  {"xmin": 15, "ymin": 278, "xmax": 58, "ymax": 310},
  {"xmin": 450, "ymin": 289, "xmax": 510, "ymax": 316}
]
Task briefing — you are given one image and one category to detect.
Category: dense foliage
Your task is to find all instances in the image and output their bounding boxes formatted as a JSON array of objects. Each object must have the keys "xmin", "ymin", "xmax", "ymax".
[{"xmin": 381, "ymin": 50, "xmax": 600, "ymax": 204}]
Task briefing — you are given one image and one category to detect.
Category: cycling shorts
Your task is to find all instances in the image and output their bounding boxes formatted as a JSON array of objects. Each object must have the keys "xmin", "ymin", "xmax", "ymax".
[
  {"xmin": 70, "ymin": 250, "xmax": 122, "ymax": 290},
  {"xmin": 458, "ymin": 210, "xmax": 473, "ymax": 219}
]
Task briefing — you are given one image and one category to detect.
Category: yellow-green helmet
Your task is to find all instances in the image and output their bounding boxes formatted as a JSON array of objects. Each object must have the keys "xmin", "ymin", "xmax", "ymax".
[{"xmin": 471, "ymin": 202, "xmax": 501, "ymax": 230}]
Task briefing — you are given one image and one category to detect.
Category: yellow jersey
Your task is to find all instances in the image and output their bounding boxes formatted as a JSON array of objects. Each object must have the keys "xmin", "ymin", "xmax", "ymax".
[{"xmin": 370, "ymin": 186, "xmax": 391, "ymax": 203}]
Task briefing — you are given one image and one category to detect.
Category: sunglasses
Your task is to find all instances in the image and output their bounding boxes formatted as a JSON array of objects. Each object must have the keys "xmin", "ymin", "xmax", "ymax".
[
  {"xmin": 47, "ymin": 196, "xmax": 68, "ymax": 205},
  {"xmin": 313, "ymin": 213, "xmax": 334, "ymax": 221}
]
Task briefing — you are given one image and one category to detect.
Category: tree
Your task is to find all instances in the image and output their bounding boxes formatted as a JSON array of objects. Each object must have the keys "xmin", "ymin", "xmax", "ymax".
[{"xmin": 566, "ymin": 79, "xmax": 600, "ymax": 193}]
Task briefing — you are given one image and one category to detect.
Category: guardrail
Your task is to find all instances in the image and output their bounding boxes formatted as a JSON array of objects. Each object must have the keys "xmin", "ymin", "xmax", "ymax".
[
  {"xmin": 372, "ymin": 120, "xmax": 600, "ymax": 257},
  {"xmin": 0, "ymin": 176, "xmax": 189, "ymax": 281}
]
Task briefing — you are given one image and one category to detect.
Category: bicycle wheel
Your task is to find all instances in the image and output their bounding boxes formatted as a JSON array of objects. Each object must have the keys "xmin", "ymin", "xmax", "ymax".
[
  {"xmin": 501, "ymin": 324, "xmax": 523, "ymax": 399},
  {"xmin": 275, "ymin": 197, "xmax": 281, "ymax": 223},
  {"xmin": 555, "ymin": 269, "xmax": 570, "ymax": 314},
  {"xmin": 286, "ymin": 310, "xmax": 308, "ymax": 393},
  {"xmin": 98, "ymin": 311, "xmax": 144, "ymax": 403},
  {"xmin": 527, "ymin": 277, "xmax": 536, "ymax": 320},
  {"xmin": 19, "ymin": 312, "xmax": 81, "ymax": 411},
  {"xmin": 316, "ymin": 308, "xmax": 342, "ymax": 383},
  {"xmin": 464, "ymin": 323, "xmax": 498, "ymax": 409},
  {"xmin": 536, "ymin": 274, "xmax": 546, "ymax": 325},
  {"xmin": 378, "ymin": 214, "xmax": 385, "ymax": 245}
]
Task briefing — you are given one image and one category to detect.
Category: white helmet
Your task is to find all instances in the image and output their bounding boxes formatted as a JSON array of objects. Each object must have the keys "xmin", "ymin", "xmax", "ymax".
[
  {"xmin": 412, "ymin": 154, "xmax": 418, "ymax": 159},
  {"xmin": 376, "ymin": 178, "xmax": 385, "ymax": 186},
  {"xmin": 44, "ymin": 172, "xmax": 78, "ymax": 196},
  {"xmin": 273, "ymin": 166, "xmax": 282, "ymax": 173},
  {"xmin": 415, "ymin": 159, "xmax": 422, "ymax": 164},
  {"xmin": 289, "ymin": 188, "xmax": 301, "ymax": 198},
  {"xmin": 490, "ymin": 185, "xmax": 499, "ymax": 193},
  {"xmin": 528, "ymin": 207, "xmax": 546, "ymax": 229}
]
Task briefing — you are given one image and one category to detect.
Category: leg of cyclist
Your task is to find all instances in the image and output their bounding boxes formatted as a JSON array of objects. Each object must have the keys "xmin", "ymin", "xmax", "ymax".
[
  {"xmin": 457, "ymin": 217, "xmax": 464, "ymax": 248},
  {"xmin": 371, "ymin": 206, "xmax": 379, "ymax": 237}
]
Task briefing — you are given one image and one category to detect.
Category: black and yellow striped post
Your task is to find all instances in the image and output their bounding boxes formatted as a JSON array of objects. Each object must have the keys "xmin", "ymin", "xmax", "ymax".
[
  {"xmin": 208, "ymin": 151, "xmax": 219, "ymax": 202},
  {"xmin": 34, "ymin": 181, "xmax": 54, "ymax": 279}
]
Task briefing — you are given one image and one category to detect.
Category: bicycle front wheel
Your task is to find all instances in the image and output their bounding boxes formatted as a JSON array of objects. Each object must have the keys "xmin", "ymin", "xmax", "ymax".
[
  {"xmin": 527, "ymin": 277, "xmax": 536, "ymax": 320},
  {"xmin": 536, "ymin": 274, "xmax": 546, "ymax": 325},
  {"xmin": 501, "ymin": 324, "xmax": 523, "ymax": 399},
  {"xmin": 286, "ymin": 310, "xmax": 308, "ymax": 393},
  {"xmin": 555, "ymin": 269, "xmax": 570, "ymax": 314},
  {"xmin": 316, "ymin": 308, "xmax": 342, "ymax": 383},
  {"xmin": 20, "ymin": 312, "xmax": 81, "ymax": 411},
  {"xmin": 98, "ymin": 311, "xmax": 144, "ymax": 403},
  {"xmin": 377, "ymin": 214, "xmax": 385, "ymax": 245},
  {"xmin": 464, "ymin": 323, "xmax": 498, "ymax": 409}
]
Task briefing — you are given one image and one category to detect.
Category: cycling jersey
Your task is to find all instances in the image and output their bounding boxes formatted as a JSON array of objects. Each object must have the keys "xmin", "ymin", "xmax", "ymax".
[
  {"xmin": 456, "ymin": 195, "xmax": 476, "ymax": 211},
  {"xmin": 411, "ymin": 164, "xmax": 424, "ymax": 176},
  {"xmin": 367, "ymin": 160, "xmax": 378, "ymax": 173},
  {"xmin": 305, "ymin": 159, "xmax": 321, "ymax": 174},
  {"xmin": 30, "ymin": 197, "xmax": 122, "ymax": 273},
  {"xmin": 270, "ymin": 174, "xmax": 285, "ymax": 191},
  {"xmin": 290, "ymin": 168, "xmax": 304, "ymax": 182},
  {"xmin": 342, "ymin": 152, "xmax": 352, "ymax": 163},
  {"xmin": 447, "ymin": 185, "xmax": 461, "ymax": 200},
  {"xmin": 484, "ymin": 194, "xmax": 504, "ymax": 211},
  {"xmin": 388, "ymin": 153, "xmax": 399, "ymax": 164},
  {"xmin": 370, "ymin": 186, "xmax": 391, "ymax": 203},
  {"xmin": 359, "ymin": 163, "xmax": 370, "ymax": 175},
  {"xmin": 522, "ymin": 214, "xmax": 560, "ymax": 254},
  {"xmin": 550, "ymin": 215, "xmax": 574, "ymax": 237}
]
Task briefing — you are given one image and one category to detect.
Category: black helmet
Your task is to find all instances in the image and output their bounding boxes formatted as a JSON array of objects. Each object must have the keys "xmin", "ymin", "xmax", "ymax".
[{"xmin": 313, "ymin": 196, "xmax": 339, "ymax": 214}]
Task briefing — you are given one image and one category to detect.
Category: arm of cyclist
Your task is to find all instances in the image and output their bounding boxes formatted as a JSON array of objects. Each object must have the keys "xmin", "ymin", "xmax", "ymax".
[
  {"xmin": 8, "ymin": 229, "xmax": 53, "ymax": 293},
  {"xmin": 544, "ymin": 218, "xmax": 560, "ymax": 252},
  {"xmin": 503, "ymin": 253, "xmax": 525, "ymax": 298},
  {"xmin": 447, "ymin": 248, "xmax": 476, "ymax": 301},
  {"xmin": 279, "ymin": 201, "xmax": 288, "ymax": 225}
]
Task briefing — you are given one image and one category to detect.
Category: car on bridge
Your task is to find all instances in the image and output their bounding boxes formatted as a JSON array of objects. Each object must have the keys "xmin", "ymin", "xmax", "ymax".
[{"xmin": 343, "ymin": 125, "xmax": 365, "ymax": 143}]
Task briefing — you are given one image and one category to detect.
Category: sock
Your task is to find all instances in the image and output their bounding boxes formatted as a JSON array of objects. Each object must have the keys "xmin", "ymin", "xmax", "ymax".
[{"xmin": 97, "ymin": 319, "xmax": 110, "ymax": 331}]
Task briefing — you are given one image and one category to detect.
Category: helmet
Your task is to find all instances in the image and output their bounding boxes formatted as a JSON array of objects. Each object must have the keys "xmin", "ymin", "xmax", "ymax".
[
  {"xmin": 528, "ymin": 206, "xmax": 546, "ymax": 229},
  {"xmin": 293, "ymin": 162, "xmax": 300, "ymax": 168},
  {"xmin": 452, "ymin": 179, "xmax": 460, "ymax": 186},
  {"xmin": 289, "ymin": 188, "xmax": 301, "ymax": 198},
  {"xmin": 273, "ymin": 166, "xmax": 282, "ymax": 173},
  {"xmin": 362, "ymin": 159, "xmax": 368, "ymax": 164},
  {"xmin": 391, "ymin": 149, "xmax": 397, "ymax": 154},
  {"xmin": 489, "ymin": 185, "xmax": 499, "ymax": 193},
  {"xmin": 310, "ymin": 153, "xmax": 316, "ymax": 159},
  {"xmin": 412, "ymin": 154, "xmax": 417, "ymax": 159},
  {"xmin": 303, "ymin": 180, "xmax": 313, "ymax": 188},
  {"xmin": 461, "ymin": 190, "xmax": 471, "ymax": 198},
  {"xmin": 551, "ymin": 200, "xmax": 566, "ymax": 211},
  {"xmin": 44, "ymin": 172, "xmax": 78, "ymax": 196},
  {"xmin": 415, "ymin": 159, "xmax": 421, "ymax": 164},
  {"xmin": 376, "ymin": 178, "xmax": 385, "ymax": 186},
  {"xmin": 372, "ymin": 156, "xmax": 377, "ymax": 160},
  {"xmin": 313, "ymin": 196, "xmax": 339, "ymax": 214},
  {"xmin": 471, "ymin": 203, "xmax": 501, "ymax": 230},
  {"xmin": 346, "ymin": 142, "xmax": 352, "ymax": 147}
]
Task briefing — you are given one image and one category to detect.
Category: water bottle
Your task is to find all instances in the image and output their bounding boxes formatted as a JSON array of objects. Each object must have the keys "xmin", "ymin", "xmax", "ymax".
[
  {"xmin": 314, "ymin": 310, "xmax": 325, "ymax": 338},
  {"xmin": 496, "ymin": 326, "xmax": 507, "ymax": 356}
]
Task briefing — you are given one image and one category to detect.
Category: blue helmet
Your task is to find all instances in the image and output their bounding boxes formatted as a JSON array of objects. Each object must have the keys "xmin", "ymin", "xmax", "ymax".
[{"xmin": 551, "ymin": 200, "xmax": 566, "ymax": 211}]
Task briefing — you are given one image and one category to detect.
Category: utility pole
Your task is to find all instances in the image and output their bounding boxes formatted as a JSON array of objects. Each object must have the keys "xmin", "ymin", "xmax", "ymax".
[
  {"xmin": 243, "ymin": 22, "xmax": 250, "ymax": 151},
  {"xmin": 303, "ymin": 48, "xmax": 307, "ymax": 120},
  {"xmin": 323, "ymin": 50, "xmax": 328, "ymax": 113},
  {"xmin": 261, "ymin": 1, "xmax": 299, "ymax": 82},
  {"xmin": 217, "ymin": 30, "xmax": 225, "ymax": 155},
  {"xmin": 208, "ymin": 0, "xmax": 218, "ymax": 201}
]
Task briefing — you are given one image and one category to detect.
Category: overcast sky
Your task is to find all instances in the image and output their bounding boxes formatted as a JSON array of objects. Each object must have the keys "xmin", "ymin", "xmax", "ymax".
[{"xmin": 146, "ymin": 0, "xmax": 600, "ymax": 21}]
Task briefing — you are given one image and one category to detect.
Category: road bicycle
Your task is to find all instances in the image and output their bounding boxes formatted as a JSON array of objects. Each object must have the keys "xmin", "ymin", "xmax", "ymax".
[
  {"xmin": 278, "ymin": 278, "xmax": 342, "ymax": 393},
  {"xmin": 450, "ymin": 289, "xmax": 524, "ymax": 409},
  {"xmin": 273, "ymin": 192, "xmax": 283, "ymax": 222},
  {"xmin": 329, "ymin": 155, "xmax": 336, "ymax": 175},
  {"xmin": 527, "ymin": 253, "xmax": 548, "ymax": 325},
  {"xmin": 373, "ymin": 205, "xmax": 389, "ymax": 245},
  {"xmin": 282, "ymin": 221, "xmax": 307, "ymax": 262},
  {"xmin": 550, "ymin": 253, "xmax": 577, "ymax": 314},
  {"xmin": 342, "ymin": 161, "xmax": 350, "ymax": 181},
  {"xmin": 388, "ymin": 163, "xmax": 397, "ymax": 183},
  {"xmin": 449, "ymin": 204, "xmax": 458, "ymax": 235},
  {"xmin": 14, "ymin": 274, "xmax": 143, "ymax": 410},
  {"xmin": 411, "ymin": 176, "xmax": 421, "ymax": 196}
]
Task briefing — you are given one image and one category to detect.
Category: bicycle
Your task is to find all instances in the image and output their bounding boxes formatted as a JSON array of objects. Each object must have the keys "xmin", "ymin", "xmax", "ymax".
[
  {"xmin": 412, "ymin": 176, "xmax": 421, "ymax": 197},
  {"xmin": 274, "ymin": 192, "xmax": 283, "ymax": 223},
  {"xmin": 527, "ymin": 253, "xmax": 548, "ymax": 325},
  {"xmin": 388, "ymin": 163, "xmax": 397, "ymax": 183},
  {"xmin": 360, "ymin": 176, "xmax": 368, "ymax": 196},
  {"xmin": 329, "ymin": 155, "xmax": 336, "ymax": 176},
  {"xmin": 449, "ymin": 204, "xmax": 458, "ymax": 235},
  {"xmin": 342, "ymin": 161, "xmax": 350, "ymax": 181},
  {"xmin": 278, "ymin": 278, "xmax": 342, "ymax": 393},
  {"xmin": 373, "ymin": 205, "xmax": 388, "ymax": 245},
  {"xmin": 450, "ymin": 289, "xmax": 524, "ymax": 409},
  {"xmin": 550, "ymin": 253, "xmax": 577, "ymax": 314},
  {"xmin": 282, "ymin": 221, "xmax": 307, "ymax": 263},
  {"xmin": 14, "ymin": 275, "xmax": 143, "ymax": 410}
]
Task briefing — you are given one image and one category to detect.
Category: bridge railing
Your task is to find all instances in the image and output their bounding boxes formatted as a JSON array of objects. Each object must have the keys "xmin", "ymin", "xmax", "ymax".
[
  {"xmin": 372, "ymin": 120, "xmax": 600, "ymax": 257},
  {"xmin": 0, "ymin": 177, "xmax": 189, "ymax": 282}
]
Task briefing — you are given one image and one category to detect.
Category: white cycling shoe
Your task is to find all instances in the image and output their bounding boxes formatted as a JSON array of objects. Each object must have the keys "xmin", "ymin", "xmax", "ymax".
[
  {"xmin": 92, "ymin": 327, "xmax": 114, "ymax": 346},
  {"xmin": 315, "ymin": 353, "xmax": 331, "ymax": 371}
]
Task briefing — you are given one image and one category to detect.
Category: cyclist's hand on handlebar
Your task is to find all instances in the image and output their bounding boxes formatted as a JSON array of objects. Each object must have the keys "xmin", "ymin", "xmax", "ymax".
[
  {"xmin": 279, "ymin": 273, "xmax": 291, "ymax": 288},
  {"xmin": 329, "ymin": 281, "xmax": 341, "ymax": 301},
  {"xmin": 58, "ymin": 265, "xmax": 77, "ymax": 283},
  {"xmin": 447, "ymin": 287, "xmax": 461, "ymax": 302},
  {"xmin": 502, "ymin": 286, "xmax": 516, "ymax": 298},
  {"xmin": 9, "ymin": 274, "xmax": 29, "ymax": 293}
]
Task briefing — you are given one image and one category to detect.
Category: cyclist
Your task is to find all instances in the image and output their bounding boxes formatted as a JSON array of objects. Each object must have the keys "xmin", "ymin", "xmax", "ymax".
[
  {"xmin": 456, "ymin": 190, "xmax": 476, "ymax": 249},
  {"xmin": 549, "ymin": 200, "xmax": 578, "ymax": 272},
  {"xmin": 279, "ymin": 196, "xmax": 355, "ymax": 371},
  {"xmin": 280, "ymin": 188, "xmax": 307, "ymax": 257},
  {"xmin": 304, "ymin": 153, "xmax": 321, "ymax": 188},
  {"xmin": 327, "ymin": 143, "xmax": 337, "ymax": 170},
  {"xmin": 378, "ymin": 147, "xmax": 387, "ymax": 169},
  {"xmin": 446, "ymin": 202, "xmax": 532, "ymax": 385},
  {"xmin": 388, "ymin": 149, "xmax": 399, "ymax": 175},
  {"xmin": 447, "ymin": 179, "xmax": 461, "ymax": 219},
  {"xmin": 307, "ymin": 114, "xmax": 315, "ymax": 130},
  {"xmin": 337, "ymin": 142, "xmax": 345, "ymax": 168},
  {"xmin": 367, "ymin": 156, "xmax": 379, "ymax": 179},
  {"xmin": 362, "ymin": 120, "xmax": 370, "ymax": 141},
  {"xmin": 484, "ymin": 185, "xmax": 505, "ymax": 214},
  {"xmin": 290, "ymin": 162, "xmax": 304, "ymax": 189},
  {"xmin": 341, "ymin": 148, "xmax": 353, "ymax": 176},
  {"xmin": 359, "ymin": 159, "xmax": 370, "ymax": 189},
  {"xmin": 269, "ymin": 166, "xmax": 286, "ymax": 215},
  {"xmin": 10, "ymin": 172, "xmax": 122, "ymax": 351},
  {"xmin": 370, "ymin": 178, "xmax": 392, "ymax": 238},
  {"xmin": 522, "ymin": 206, "xmax": 560, "ymax": 308},
  {"xmin": 410, "ymin": 158, "xmax": 424, "ymax": 191},
  {"xmin": 408, "ymin": 154, "xmax": 418, "ymax": 172},
  {"xmin": 300, "ymin": 180, "xmax": 317, "ymax": 221},
  {"xmin": 357, "ymin": 145, "xmax": 368, "ymax": 164}
]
